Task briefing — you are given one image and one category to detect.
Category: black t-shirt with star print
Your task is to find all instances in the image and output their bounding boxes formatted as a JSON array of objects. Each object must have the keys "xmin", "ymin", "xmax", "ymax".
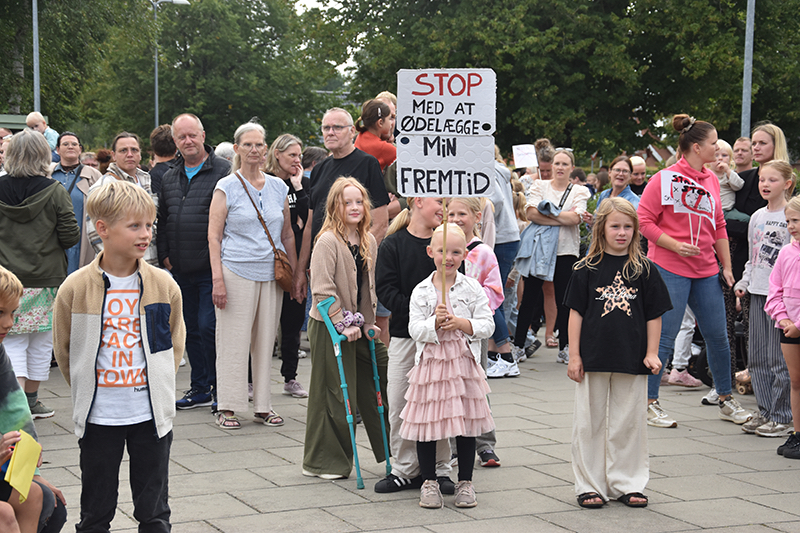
[{"xmin": 564, "ymin": 254, "xmax": 672, "ymax": 374}]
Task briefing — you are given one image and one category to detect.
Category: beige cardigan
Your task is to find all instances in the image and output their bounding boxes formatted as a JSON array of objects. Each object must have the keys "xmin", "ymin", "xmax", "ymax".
[{"xmin": 309, "ymin": 230, "xmax": 377, "ymax": 327}]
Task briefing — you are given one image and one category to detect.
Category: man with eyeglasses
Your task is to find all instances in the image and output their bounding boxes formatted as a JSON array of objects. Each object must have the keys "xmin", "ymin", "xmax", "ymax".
[
  {"xmin": 158, "ymin": 113, "xmax": 232, "ymax": 412},
  {"xmin": 305, "ymin": 107, "xmax": 390, "ymax": 248},
  {"xmin": 50, "ymin": 131, "xmax": 102, "ymax": 273}
]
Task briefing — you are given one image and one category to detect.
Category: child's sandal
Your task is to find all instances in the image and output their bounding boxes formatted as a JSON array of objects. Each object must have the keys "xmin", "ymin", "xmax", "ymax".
[
  {"xmin": 255, "ymin": 411, "xmax": 285, "ymax": 427},
  {"xmin": 546, "ymin": 335, "xmax": 558, "ymax": 348},
  {"xmin": 216, "ymin": 412, "xmax": 241, "ymax": 430}
]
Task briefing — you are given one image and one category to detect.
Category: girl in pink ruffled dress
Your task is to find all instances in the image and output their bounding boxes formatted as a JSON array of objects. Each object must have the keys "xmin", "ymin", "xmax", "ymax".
[{"xmin": 401, "ymin": 223, "xmax": 496, "ymax": 509}]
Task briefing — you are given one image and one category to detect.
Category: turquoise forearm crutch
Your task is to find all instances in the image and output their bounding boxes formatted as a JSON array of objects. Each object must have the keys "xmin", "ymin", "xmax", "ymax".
[
  {"xmin": 317, "ymin": 296, "xmax": 364, "ymax": 489},
  {"xmin": 367, "ymin": 329, "xmax": 392, "ymax": 476}
]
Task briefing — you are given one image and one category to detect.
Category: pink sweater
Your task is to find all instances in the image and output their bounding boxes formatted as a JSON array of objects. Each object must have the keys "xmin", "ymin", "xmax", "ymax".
[
  {"xmin": 765, "ymin": 240, "xmax": 800, "ymax": 330},
  {"xmin": 464, "ymin": 237, "xmax": 504, "ymax": 311},
  {"xmin": 637, "ymin": 157, "xmax": 728, "ymax": 278}
]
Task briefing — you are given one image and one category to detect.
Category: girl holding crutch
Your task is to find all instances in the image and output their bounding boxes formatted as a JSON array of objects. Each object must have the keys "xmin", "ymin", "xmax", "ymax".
[{"xmin": 303, "ymin": 177, "xmax": 389, "ymax": 480}]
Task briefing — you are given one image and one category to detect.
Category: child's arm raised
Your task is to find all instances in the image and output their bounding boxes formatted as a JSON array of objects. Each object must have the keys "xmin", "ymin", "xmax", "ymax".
[
  {"xmin": 567, "ymin": 309, "xmax": 584, "ymax": 383},
  {"xmin": 643, "ymin": 317, "xmax": 663, "ymax": 374}
]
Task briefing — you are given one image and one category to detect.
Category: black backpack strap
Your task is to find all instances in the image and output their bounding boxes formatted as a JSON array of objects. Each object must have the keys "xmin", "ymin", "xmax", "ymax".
[{"xmin": 458, "ymin": 240, "xmax": 483, "ymax": 273}]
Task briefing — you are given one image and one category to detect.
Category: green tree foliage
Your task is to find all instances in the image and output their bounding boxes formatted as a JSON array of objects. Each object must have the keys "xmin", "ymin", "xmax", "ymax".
[
  {"xmin": 4, "ymin": 0, "xmax": 340, "ymax": 150},
  {"xmin": 0, "ymin": 1, "xmax": 142, "ymax": 128},
  {"xmin": 81, "ymin": 0, "xmax": 339, "ymax": 147},
  {"xmin": 313, "ymin": 0, "xmax": 800, "ymax": 158}
]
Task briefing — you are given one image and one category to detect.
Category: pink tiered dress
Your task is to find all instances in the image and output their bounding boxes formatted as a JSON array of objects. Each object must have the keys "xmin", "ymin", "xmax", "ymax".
[{"xmin": 400, "ymin": 295, "xmax": 495, "ymax": 442}]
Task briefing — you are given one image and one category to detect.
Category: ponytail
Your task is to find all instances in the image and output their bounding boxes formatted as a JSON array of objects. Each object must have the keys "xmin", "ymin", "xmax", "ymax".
[{"xmin": 386, "ymin": 208, "xmax": 411, "ymax": 237}]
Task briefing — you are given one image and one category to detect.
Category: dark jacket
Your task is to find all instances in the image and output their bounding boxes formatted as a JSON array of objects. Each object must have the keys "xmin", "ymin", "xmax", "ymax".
[
  {"xmin": 0, "ymin": 175, "xmax": 79, "ymax": 287},
  {"xmin": 157, "ymin": 146, "xmax": 231, "ymax": 274}
]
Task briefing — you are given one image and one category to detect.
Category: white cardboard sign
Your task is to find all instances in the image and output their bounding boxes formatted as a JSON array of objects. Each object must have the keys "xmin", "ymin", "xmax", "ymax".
[
  {"xmin": 397, "ymin": 69, "xmax": 496, "ymax": 136},
  {"xmin": 396, "ymin": 135, "xmax": 495, "ymax": 197},
  {"xmin": 396, "ymin": 68, "xmax": 497, "ymax": 198},
  {"xmin": 512, "ymin": 144, "xmax": 539, "ymax": 169}
]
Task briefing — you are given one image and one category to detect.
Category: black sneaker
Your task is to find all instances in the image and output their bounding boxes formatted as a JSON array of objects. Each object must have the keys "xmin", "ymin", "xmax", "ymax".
[
  {"xmin": 478, "ymin": 449, "xmax": 501, "ymax": 467},
  {"xmin": 526, "ymin": 339, "xmax": 542, "ymax": 357},
  {"xmin": 437, "ymin": 476, "xmax": 455, "ymax": 495},
  {"xmin": 374, "ymin": 474, "xmax": 423, "ymax": 493},
  {"xmin": 779, "ymin": 432, "xmax": 800, "ymax": 458}
]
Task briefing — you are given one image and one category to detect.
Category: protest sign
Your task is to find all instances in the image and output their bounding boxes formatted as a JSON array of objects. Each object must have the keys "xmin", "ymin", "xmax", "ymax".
[
  {"xmin": 512, "ymin": 144, "xmax": 539, "ymax": 169},
  {"xmin": 396, "ymin": 68, "xmax": 496, "ymax": 198}
]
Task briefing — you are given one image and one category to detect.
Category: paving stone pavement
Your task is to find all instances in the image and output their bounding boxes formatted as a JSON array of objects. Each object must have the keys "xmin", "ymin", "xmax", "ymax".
[{"xmin": 34, "ymin": 341, "xmax": 800, "ymax": 532}]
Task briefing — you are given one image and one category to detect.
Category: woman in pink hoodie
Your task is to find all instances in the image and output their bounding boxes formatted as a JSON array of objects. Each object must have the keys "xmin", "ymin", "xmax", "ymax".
[{"xmin": 637, "ymin": 114, "xmax": 753, "ymax": 429}]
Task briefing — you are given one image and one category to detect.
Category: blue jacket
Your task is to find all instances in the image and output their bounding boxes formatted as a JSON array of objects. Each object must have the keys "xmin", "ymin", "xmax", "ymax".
[{"xmin": 514, "ymin": 200, "xmax": 561, "ymax": 281}]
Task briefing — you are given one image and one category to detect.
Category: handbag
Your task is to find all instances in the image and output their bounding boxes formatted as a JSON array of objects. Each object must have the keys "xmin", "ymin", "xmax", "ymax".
[{"xmin": 235, "ymin": 172, "xmax": 294, "ymax": 292}]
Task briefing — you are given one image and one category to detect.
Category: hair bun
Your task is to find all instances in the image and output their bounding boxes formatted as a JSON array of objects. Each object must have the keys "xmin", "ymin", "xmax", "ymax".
[{"xmin": 672, "ymin": 114, "xmax": 692, "ymax": 133}]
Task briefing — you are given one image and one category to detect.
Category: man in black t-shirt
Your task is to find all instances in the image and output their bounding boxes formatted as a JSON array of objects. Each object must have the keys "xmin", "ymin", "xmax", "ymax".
[{"xmin": 296, "ymin": 108, "xmax": 390, "ymax": 284}]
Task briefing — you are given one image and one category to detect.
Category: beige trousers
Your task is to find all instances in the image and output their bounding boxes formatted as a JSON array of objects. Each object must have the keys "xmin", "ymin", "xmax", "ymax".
[
  {"xmin": 387, "ymin": 336, "xmax": 451, "ymax": 479},
  {"xmin": 215, "ymin": 265, "xmax": 283, "ymax": 415},
  {"xmin": 571, "ymin": 372, "xmax": 649, "ymax": 501}
]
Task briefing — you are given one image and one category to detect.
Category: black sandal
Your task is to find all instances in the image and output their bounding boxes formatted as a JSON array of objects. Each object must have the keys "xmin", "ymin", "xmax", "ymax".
[
  {"xmin": 617, "ymin": 492, "xmax": 648, "ymax": 507},
  {"xmin": 577, "ymin": 492, "xmax": 605, "ymax": 508}
]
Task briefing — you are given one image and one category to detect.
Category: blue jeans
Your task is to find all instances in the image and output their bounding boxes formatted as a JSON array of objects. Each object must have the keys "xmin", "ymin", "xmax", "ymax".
[
  {"xmin": 649, "ymin": 266, "xmax": 733, "ymax": 399},
  {"xmin": 492, "ymin": 241, "xmax": 519, "ymax": 348},
  {"xmin": 173, "ymin": 269, "xmax": 216, "ymax": 393}
]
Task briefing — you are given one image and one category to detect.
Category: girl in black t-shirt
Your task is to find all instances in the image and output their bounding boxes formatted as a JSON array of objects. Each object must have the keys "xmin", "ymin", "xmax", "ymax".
[{"xmin": 564, "ymin": 197, "xmax": 672, "ymax": 509}]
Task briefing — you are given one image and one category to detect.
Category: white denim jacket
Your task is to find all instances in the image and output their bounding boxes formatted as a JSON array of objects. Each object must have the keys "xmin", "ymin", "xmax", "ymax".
[{"xmin": 408, "ymin": 272, "xmax": 495, "ymax": 366}]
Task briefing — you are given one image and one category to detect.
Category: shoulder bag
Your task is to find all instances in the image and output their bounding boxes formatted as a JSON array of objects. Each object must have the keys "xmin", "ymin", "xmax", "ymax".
[{"xmin": 235, "ymin": 172, "xmax": 294, "ymax": 292}]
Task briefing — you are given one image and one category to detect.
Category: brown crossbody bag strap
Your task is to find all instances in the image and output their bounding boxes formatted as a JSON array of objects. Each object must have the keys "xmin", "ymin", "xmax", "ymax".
[{"xmin": 234, "ymin": 171, "xmax": 293, "ymax": 292}]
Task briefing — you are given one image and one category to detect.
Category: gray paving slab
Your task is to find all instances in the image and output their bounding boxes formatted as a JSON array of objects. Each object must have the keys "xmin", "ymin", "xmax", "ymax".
[
  {"xmin": 27, "ymin": 337, "xmax": 800, "ymax": 532},
  {"xmin": 653, "ymin": 498, "xmax": 798, "ymax": 529}
]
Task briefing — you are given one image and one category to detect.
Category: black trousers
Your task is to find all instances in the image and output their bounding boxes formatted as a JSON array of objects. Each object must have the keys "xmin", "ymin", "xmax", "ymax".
[
  {"xmin": 279, "ymin": 291, "xmax": 306, "ymax": 382},
  {"xmin": 77, "ymin": 422, "xmax": 172, "ymax": 533},
  {"xmin": 514, "ymin": 255, "xmax": 577, "ymax": 351}
]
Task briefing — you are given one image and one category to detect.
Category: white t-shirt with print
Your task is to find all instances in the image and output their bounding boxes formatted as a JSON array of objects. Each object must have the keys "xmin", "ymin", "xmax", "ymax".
[{"xmin": 87, "ymin": 271, "xmax": 152, "ymax": 426}]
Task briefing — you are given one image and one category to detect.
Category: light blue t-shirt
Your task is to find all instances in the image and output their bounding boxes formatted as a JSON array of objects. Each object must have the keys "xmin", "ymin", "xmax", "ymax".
[
  {"xmin": 596, "ymin": 185, "xmax": 640, "ymax": 210},
  {"xmin": 215, "ymin": 172, "xmax": 289, "ymax": 282},
  {"xmin": 185, "ymin": 163, "xmax": 203, "ymax": 181}
]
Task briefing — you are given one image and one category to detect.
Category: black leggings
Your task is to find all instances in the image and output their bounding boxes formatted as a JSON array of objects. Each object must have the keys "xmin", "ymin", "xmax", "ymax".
[
  {"xmin": 418, "ymin": 436, "xmax": 475, "ymax": 481},
  {"xmin": 515, "ymin": 255, "xmax": 577, "ymax": 351}
]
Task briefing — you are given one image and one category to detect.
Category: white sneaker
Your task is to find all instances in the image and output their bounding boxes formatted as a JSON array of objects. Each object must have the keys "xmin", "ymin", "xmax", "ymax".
[
  {"xmin": 556, "ymin": 345, "xmax": 569, "ymax": 364},
  {"xmin": 701, "ymin": 388, "xmax": 719, "ymax": 405},
  {"xmin": 298, "ymin": 350, "xmax": 308, "ymax": 359},
  {"xmin": 719, "ymin": 396, "xmax": 753, "ymax": 424},
  {"xmin": 486, "ymin": 358, "xmax": 520, "ymax": 378},
  {"xmin": 511, "ymin": 345, "xmax": 526, "ymax": 362},
  {"xmin": 755, "ymin": 420, "xmax": 793, "ymax": 438},
  {"xmin": 647, "ymin": 400, "xmax": 677, "ymax": 428}
]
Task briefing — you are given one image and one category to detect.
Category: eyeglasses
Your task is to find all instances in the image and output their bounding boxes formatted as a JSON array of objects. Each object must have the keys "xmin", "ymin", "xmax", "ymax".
[
  {"xmin": 611, "ymin": 168, "xmax": 631, "ymax": 175},
  {"xmin": 321, "ymin": 125, "xmax": 351, "ymax": 133}
]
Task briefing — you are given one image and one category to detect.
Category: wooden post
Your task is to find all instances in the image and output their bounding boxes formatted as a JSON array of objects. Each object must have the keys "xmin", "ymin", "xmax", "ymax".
[{"xmin": 440, "ymin": 198, "xmax": 448, "ymax": 305}]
